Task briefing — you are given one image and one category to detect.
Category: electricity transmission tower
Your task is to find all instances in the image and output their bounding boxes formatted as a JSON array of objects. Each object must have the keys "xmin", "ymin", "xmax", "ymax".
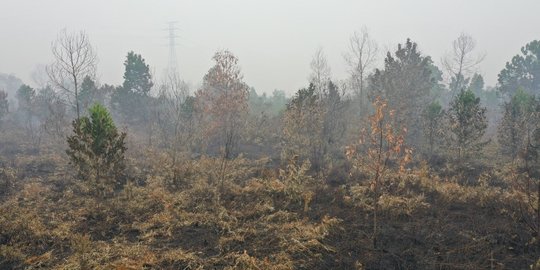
[{"xmin": 165, "ymin": 21, "xmax": 180, "ymax": 76}]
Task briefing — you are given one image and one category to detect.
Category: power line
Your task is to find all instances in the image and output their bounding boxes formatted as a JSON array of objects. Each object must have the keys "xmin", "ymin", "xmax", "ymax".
[{"xmin": 165, "ymin": 21, "xmax": 179, "ymax": 76}]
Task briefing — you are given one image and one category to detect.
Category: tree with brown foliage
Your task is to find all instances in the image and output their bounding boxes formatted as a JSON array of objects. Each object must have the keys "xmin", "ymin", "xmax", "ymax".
[
  {"xmin": 196, "ymin": 50, "xmax": 250, "ymax": 189},
  {"xmin": 346, "ymin": 97, "xmax": 412, "ymax": 249},
  {"xmin": 196, "ymin": 50, "xmax": 249, "ymax": 160}
]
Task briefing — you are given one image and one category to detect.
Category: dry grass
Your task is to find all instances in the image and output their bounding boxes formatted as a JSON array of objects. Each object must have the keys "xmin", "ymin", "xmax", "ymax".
[{"xmin": 0, "ymin": 145, "xmax": 538, "ymax": 269}]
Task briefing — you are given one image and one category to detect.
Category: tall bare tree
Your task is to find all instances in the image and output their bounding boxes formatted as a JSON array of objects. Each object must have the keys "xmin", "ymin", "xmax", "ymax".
[
  {"xmin": 47, "ymin": 30, "xmax": 97, "ymax": 120},
  {"xmin": 344, "ymin": 27, "xmax": 378, "ymax": 113},
  {"xmin": 442, "ymin": 33, "xmax": 485, "ymax": 92},
  {"xmin": 309, "ymin": 47, "xmax": 332, "ymax": 96},
  {"xmin": 156, "ymin": 72, "xmax": 193, "ymax": 163}
]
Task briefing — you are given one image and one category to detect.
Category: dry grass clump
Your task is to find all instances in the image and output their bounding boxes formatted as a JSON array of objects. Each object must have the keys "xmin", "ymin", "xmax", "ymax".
[{"xmin": 0, "ymin": 166, "xmax": 16, "ymax": 197}]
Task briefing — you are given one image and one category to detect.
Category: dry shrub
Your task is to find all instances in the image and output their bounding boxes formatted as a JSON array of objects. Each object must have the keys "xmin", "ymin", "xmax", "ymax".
[
  {"xmin": 348, "ymin": 172, "xmax": 431, "ymax": 216},
  {"xmin": 0, "ymin": 184, "xmax": 58, "ymax": 269},
  {"xmin": 143, "ymin": 148, "xmax": 266, "ymax": 192},
  {"xmin": 223, "ymin": 250, "xmax": 294, "ymax": 270},
  {"xmin": 159, "ymin": 248, "xmax": 203, "ymax": 269},
  {"xmin": 13, "ymin": 152, "xmax": 65, "ymax": 179},
  {"xmin": 279, "ymin": 157, "xmax": 315, "ymax": 202},
  {"xmin": 0, "ymin": 166, "xmax": 15, "ymax": 197},
  {"xmin": 348, "ymin": 184, "xmax": 373, "ymax": 210},
  {"xmin": 378, "ymin": 194, "xmax": 430, "ymax": 218}
]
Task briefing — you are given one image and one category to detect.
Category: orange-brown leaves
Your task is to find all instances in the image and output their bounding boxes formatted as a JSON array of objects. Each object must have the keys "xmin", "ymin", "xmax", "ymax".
[
  {"xmin": 195, "ymin": 50, "xmax": 250, "ymax": 158},
  {"xmin": 346, "ymin": 96, "xmax": 412, "ymax": 182},
  {"xmin": 346, "ymin": 96, "xmax": 413, "ymax": 248}
]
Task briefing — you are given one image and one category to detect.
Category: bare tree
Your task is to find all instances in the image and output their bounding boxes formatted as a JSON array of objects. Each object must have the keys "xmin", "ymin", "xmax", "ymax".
[
  {"xmin": 163, "ymin": 72, "xmax": 189, "ymax": 104},
  {"xmin": 154, "ymin": 73, "xmax": 196, "ymax": 189},
  {"xmin": 156, "ymin": 72, "xmax": 191, "ymax": 153},
  {"xmin": 309, "ymin": 47, "xmax": 332, "ymax": 96},
  {"xmin": 47, "ymin": 29, "xmax": 97, "ymax": 120},
  {"xmin": 344, "ymin": 27, "xmax": 378, "ymax": 112},
  {"xmin": 442, "ymin": 33, "xmax": 485, "ymax": 92}
]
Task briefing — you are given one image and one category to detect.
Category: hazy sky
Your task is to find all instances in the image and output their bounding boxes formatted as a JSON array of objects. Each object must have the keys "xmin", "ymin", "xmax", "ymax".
[{"xmin": 1, "ymin": 0, "xmax": 539, "ymax": 95}]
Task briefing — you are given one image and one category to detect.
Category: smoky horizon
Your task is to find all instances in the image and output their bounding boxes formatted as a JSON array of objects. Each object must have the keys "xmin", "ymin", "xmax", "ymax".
[{"xmin": 1, "ymin": 0, "xmax": 539, "ymax": 95}]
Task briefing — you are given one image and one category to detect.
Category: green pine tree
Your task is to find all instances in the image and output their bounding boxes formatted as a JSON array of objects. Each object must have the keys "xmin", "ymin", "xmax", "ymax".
[
  {"xmin": 78, "ymin": 76, "xmax": 98, "ymax": 113},
  {"xmin": 498, "ymin": 40, "xmax": 540, "ymax": 97},
  {"xmin": 498, "ymin": 88, "xmax": 539, "ymax": 160},
  {"xmin": 423, "ymin": 101, "xmax": 444, "ymax": 158},
  {"xmin": 16, "ymin": 84, "xmax": 35, "ymax": 111},
  {"xmin": 445, "ymin": 89, "xmax": 488, "ymax": 161},
  {"xmin": 111, "ymin": 51, "xmax": 153, "ymax": 122},
  {"xmin": 67, "ymin": 103, "xmax": 127, "ymax": 197}
]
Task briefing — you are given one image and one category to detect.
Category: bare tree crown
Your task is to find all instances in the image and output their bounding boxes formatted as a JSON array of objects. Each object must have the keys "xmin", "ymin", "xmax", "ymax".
[
  {"xmin": 309, "ymin": 47, "xmax": 332, "ymax": 96},
  {"xmin": 442, "ymin": 33, "xmax": 485, "ymax": 80},
  {"xmin": 47, "ymin": 29, "xmax": 97, "ymax": 119},
  {"xmin": 344, "ymin": 27, "xmax": 378, "ymax": 80}
]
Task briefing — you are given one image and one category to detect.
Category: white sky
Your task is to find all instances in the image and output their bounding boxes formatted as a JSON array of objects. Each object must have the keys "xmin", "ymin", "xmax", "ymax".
[{"xmin": 1, "ymin": 0, "xmax": 539, "ymax": 95}]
